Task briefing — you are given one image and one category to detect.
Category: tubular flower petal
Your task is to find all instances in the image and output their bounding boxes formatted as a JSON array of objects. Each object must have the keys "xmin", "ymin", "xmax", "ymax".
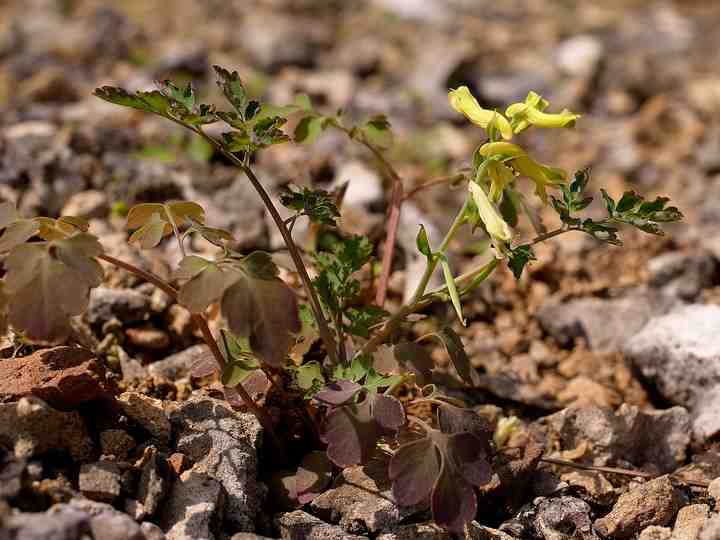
[
  {"xmin": 487, "ymin": 161, "xmax": 515, "ymax": 203},
  {"xmin": 511, "ymin": 156, "xmax": 567, "ymax": 203},
  {"xmin": 505, "ymin": 91, "xmax": 580, "ymax": 133},
  {"xmin": 478, "ymin": 142, "xmax": 567, "ymax": 204},
  {"xmin": 468, "ymin": 182, "xmax": 512, "ymax": 243},
  {"xmin": 448, "ymin": 87, "xmax": 513, "ymax": 140}
]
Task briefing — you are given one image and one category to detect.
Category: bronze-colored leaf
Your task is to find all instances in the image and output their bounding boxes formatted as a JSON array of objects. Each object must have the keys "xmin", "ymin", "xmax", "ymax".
[
  {"xmin": 4, "ymin": 234, "xmax": 103, "ymax": 344},
  {"xmin": 221, "ymin": 276, "xmax": 300, "ymax": 367},
  {"xmin": 0, "ymin": 219, "xmax": 39, "ymax": 253}
]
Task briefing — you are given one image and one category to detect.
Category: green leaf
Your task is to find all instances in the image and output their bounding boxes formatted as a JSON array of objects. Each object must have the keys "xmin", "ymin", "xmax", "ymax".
[
  {"xmin": 416, "ymin": 225, "xmax": 432, "ymax": 259},
  {"xmin": 507, "ymin": 244, "xmax": 536, "ymax": 279},
  {"xmin": 345, "ymin": 306, "xmax": 388, "ymax": 339},
  {"xmin": 221, "ymin": 357, "xmax": 260, "ymax": 387},
  {"xmin": 334, "ymin": 355, "xmax": 372, "ymax": 383},
  {"xmin": 158, "ymin": 80, "xmax": 195, "ymax": 112},
  {"xmin": 439, "ymin": 257, "xmax": 465, "ymax": 326},
  {"xmin": 94, "ymin": 86, "xmax": 171, "ymax": 116},
  {"xmin": 294, "ymin": 115, "xmax": 327, "ymax": 145},
  {"xmin": 360, "ymin": 115, "xmax": 393, "ymax": 150},
  {"xmin": 222, "ymin": 129, "xmax": 253, "ymax": 153},
  {"xmin": 253, "ymin": 116, "xmax": 290, "ymax": 147},
  {"xmin": 600, "ymin": 190, "xmax": 682, "ymax": 238},
  {"xmin": 280, "ymin": 185, "xmax": 340, "ymax": 226},
  {"xmin": 214, "ymin": 66, "xmax": 249, "ymax": 116},
  {"xmin": 296, "ymin": 361, "xmax": 325, "ymax": 391}
]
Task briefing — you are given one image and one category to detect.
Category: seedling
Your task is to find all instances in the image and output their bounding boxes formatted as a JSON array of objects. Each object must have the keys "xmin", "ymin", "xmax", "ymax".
[{"xmin": 0, "ymin": 68, "xmax": 682, "ymax": 532}]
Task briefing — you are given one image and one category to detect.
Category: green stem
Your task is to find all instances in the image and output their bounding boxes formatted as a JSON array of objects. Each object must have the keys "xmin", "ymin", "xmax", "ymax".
[{"xmin": 409, "ymin": 199, "xmax": 470, "ymax": 304}]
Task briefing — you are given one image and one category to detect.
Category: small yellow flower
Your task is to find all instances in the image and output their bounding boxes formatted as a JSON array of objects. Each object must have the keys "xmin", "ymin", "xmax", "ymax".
[
  {"xmin": 486, "ymin": 161, "xmax": 515, "ymax": 203},
  {"xmin": 468, "ymin": 181, "xmax": 512, "ymax": 242},
  {"xmin": 506, "ymin": 91, "xmax": 580, "ymax": 133},
  {"xmin": 448, "ymin": 86, "xmax": 513, "ymax": 140},
  {"xmin": 479, "ymin": 142, "xmax": 567, "ymax": 203}
]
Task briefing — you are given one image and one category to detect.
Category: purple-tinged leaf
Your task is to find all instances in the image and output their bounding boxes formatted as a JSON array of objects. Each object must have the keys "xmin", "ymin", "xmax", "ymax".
[
  {"xmin": 389, "ymin": 437, "xmax": 439, "ymax": 507},
  {"xmin": 372, "ymin": 394, "xmax": 405, "ymax": 430},
  {"xmin": 315, "ymin": 380, "xmax": 361, "ymax": 405},
  {"xmin": 393, "ymin": 342, "xmax": 434, "ymax": 386},
  {"xmin": 435, "ymin": 327, "xmax": 481, "ymax": 386},
  {"xmin": 221, "ymin": 274, "xmax": 301, "ymax": 367},
  {"xmin": 437, "ymin": 403, "xmax": 492, "ymax": 443},
  {"xmin": 431, "ymin": 458, "xmax": 477, "ymax": 533},
  {"xmin": 295, "ymin": 451, "xmax": 333, "ymax": 504},
  {"xmin": 191, "ymin": 355, "xmax": 220, "ymax": 378},
  {"xmin": 323, "ymin": 398, "xmax": 379, "ymax": 467},
  {"xmin": 446, "ymin": 432, "xmax": 492, "ymax": 488}
]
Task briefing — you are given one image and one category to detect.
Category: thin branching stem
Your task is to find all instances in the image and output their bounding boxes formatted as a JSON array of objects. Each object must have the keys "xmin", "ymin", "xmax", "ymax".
[
  {"xmin": 540, "ymin": 457, "xmax": 709, "ymax": 489},
  {"xmin": 189, "ymin": 127, "xmax": 339, "ymax": 365}
]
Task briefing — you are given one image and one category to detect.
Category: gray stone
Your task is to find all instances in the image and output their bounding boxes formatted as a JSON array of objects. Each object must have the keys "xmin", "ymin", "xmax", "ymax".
[
  {"xmin": 0, "ymin": 397, "xmax": 93, "ymax": 460},
  {"xmin": 88, "ymin": 509, "xmax": 145, "ymax": 540},
  {"xmin": 673, "ymin": 504, "xmax": 710, "ymax": 540},
  {"xmin": 333, "ymin": 161, "xmax": 382, "ymax": 209},
  {"xmin": 647, "ymin": 251, "xmax": 717, "ymax": 300},
  {"xmin": 532, "ymin": 496, "xmax": 598, "ymax": 540},
  {"xmin": 594, "ymin": 476, "xmax": 683, "ymax": 539},
  {"xmin": 100, "ymin": 429, "xmax": 136, "ymax": 460},
  {"xmin": 140, "ymin": 522, "xmax": 167, "ymax": 540},
  {"xmin": 3, "ymin": 506, "xmax": 91, "ymax": 540},
  {"xmin": 79, "ymin": 462, "xmax": 124, "ymax": 503},
  {"xmin": 700, "ymin": 513, "xmax": 720, "ymax": 540},
  {"xmin": 536, "ymin": 289, "xmax": 677, "ymax": 352},
  {"xmin": 541, "ymin": 404, "xmax": 691, "ymax": 473},
  {"xmin": 555, "ymin": 35, "xmax": 604, "ymax": 77},
  {"xmin": 638, "ymin": 527, "xmax": 672, "ymax": 540},
  {"xmin": 61, "ymin": 190, "xmax": 109, "ymax": 219},
  {"xmin": 624, "ymin": 304, "xmax": 720, "ymax": 441},
  {"xmin": 275, "ymin": 510, "xmax": 368, "ymax": 540},
  {"xmin": 465, "ymin": 522, "xmax": 516, "ymax": 540},
  {"xmin": 160, "ymin": 471, "xmax": 224, "ymax": 540},
  {"xmin": 87, "ymin": 287, "xmax": 152, "ymax": 325},
  {"xmin": 0, "ymin": 458, "xmax": 25, "ymax": 498},
  {"xmin": 169, "ymin": 397, "xmax": 263, "ymax": 532},
  {"xmin": 148, "ymin": 345, "xmax": 210, "ymax": 381},
  {"xmin": 310, "ymin": 461, "xmax": 418, "ymax": 534},
  {"xmin": 135, "ymin": 446, "xmax": 168, "ymax": 518},
  {"xmin": 376, "ymin": 523, "xmax": 450, "ymax": 539},
  {"xmin": 118, "ymin": 392, "xmax": 172, "ymax": 444},
  {"xmin": 709, "ymin": 478, "xmax": 720, "ymax": 511}
]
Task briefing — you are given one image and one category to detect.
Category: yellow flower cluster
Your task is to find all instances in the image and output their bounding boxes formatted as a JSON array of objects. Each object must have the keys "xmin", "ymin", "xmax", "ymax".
[{"xmin": 448, "ymin": 86, "xmax": 580, "ymax": 251}]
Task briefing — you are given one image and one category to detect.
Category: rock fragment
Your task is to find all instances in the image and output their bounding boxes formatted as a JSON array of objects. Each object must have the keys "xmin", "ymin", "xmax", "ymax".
[
  {"xmin": 0, "ymin": 397, "xmax": 93, "ymax": 460},
  {"xmin": 0, "ymin": 346, "xmax": 115, "ymax": 409},
  {"xmin": 310, "ymin": 461, "xmax": 418, "ymax": 534},
  {"xmin": 275, "ymin": 510, "xmax": 368, "ymax": 540},
  {"xmin": 170, "ymin": 397, "xmax": 263, "ymax": 532},
  {"xmin": 118, "ymin": 392, "xmax": 172, "ymax": 444},
  {"xmin": 161, "ymin": 471, "xmax": 224, "ymax": 540},
  {"xmin": 79, "ymin": 461, "xmax": 124, "ymax": 503},
  {"xmin": 624, "ymin": 304, "xmax": 720, "ymax": 441},
  {"xmin": 594, "ymin": 476, "xmax": 683, "ymax": 539}
]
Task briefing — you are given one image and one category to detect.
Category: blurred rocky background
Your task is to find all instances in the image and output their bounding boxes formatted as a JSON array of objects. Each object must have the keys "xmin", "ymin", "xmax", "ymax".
[{"xmin": 3, "ymin": 1, "xmax": 720, "ymax": 539}]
